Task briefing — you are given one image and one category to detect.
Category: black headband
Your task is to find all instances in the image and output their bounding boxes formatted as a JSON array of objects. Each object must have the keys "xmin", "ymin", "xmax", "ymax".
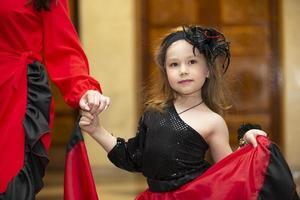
[{"xmin": 163, "ymin": 31, "xmax": 187, "ymax": 51}]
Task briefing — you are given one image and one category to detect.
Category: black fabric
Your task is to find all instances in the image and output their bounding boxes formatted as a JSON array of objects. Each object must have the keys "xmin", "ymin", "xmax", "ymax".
[
  {"xmin": 0, "ymin": 154, "xmax": 35, "ymax": 200},
  {"xmin": 237, "ymin": 123, "xmax": 262, "ymax": 141},
  {"xmin": 108, "ymin": 104, "xmax": 211, "ymax": 192},
  {"xmin": 0, "ymin": 61, "xmax": 51, "ymax": 199},
  {"xmin": 146, "ymin": 170, "xmax": 204, "ymax": 192},
  {"xmin": 66, "ymin": 119, "xmax": 84, "ymax": 153},
  {"xmin": 258, "ymin": 143, "xmax": 299, "ymax": 200}
]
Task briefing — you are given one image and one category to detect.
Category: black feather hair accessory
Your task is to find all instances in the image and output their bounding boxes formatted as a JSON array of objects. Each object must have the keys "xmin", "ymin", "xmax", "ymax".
[{"xmin": 182, "ymin": 25, "xmax": 231, "ymax": 74}]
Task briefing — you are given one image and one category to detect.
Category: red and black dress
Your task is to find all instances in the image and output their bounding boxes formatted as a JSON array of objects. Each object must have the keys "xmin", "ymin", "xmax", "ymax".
[
  {"xmin": 0, "ymin": 0, "xmax": 101, "ymax": 198},
  {"xmin": 108, "ymin": 104, "xmax": 299, "ymax": 200}
]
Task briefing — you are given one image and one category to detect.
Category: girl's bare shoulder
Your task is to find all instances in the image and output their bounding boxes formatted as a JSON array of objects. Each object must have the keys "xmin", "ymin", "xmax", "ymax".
[{"xmin": 202, "ymin": 110, "xmax": 228, "ymax": 136}]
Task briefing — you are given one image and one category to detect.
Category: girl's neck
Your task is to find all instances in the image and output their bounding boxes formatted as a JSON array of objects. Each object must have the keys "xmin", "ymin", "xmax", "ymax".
[{"xmin": 174, "ymin": 94, "xmax": 203, "ymax": 107}]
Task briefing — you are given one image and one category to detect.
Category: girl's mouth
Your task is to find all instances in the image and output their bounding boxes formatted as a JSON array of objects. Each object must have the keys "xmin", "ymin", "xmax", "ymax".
[{"xmin": 178, "ymin": 79, "xmax": 193, "ymax": 84}]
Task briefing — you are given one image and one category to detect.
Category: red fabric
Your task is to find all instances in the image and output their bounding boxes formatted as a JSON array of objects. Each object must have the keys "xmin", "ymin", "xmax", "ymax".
[
  {"xmin": 0, "ymin": 0, "xmax": 101, "ymax": 193},
  {"xmin": 64, "ymin": 141, "xmax": 99, "ymax": 200},
  {"xmin": 136, "ymin": 136, "xmax": 271, "ymax": 200}
]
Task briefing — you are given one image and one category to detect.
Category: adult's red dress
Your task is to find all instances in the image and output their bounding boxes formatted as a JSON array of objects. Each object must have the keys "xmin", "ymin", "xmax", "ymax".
[{"xmin": 0, "ymin": 0, "xmax": 101, "ymax": 194}]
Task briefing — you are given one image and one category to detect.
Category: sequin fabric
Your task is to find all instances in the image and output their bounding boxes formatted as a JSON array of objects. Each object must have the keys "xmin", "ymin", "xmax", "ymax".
[{"xmin": 108, "ymin": 104, "xmax": 211, "ymax": 192}]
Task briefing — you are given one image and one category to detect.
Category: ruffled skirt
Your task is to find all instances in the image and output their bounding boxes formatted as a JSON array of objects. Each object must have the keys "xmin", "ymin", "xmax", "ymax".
[
  {"xmin": 0, "ymin": 61, "xmax": 51, "ymax": 200},
  {"xmin": 136, "ymin": 137, "xmax": 299, "ymax": 200}
]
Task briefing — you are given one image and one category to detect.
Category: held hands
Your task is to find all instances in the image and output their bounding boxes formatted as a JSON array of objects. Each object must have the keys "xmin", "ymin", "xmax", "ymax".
[
  {"xmin": 79, "ymin": 104, "xmax": 117, "ymax": 153},
  {"xmin": 79, "ymin": 90, "xmax": 110, "ymax": 136},
  {"xmin": 79, "ymin": 110, "xmax": 100, "ymax": 136},
  {"xmin": 79, "ymin": 90, "xmax": 110, "ymax": 115}
]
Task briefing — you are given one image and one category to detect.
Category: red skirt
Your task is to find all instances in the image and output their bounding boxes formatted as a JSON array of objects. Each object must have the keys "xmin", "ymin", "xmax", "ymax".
[{"xmin": 136, "ymin": 137, "xmax": 299, "ymax": 200}]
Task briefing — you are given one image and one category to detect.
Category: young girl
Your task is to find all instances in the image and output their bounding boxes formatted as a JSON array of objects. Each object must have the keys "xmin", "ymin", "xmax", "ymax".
[{"xmin": 80, "ymin": 26, "xmax": 298, "ymax": 199}]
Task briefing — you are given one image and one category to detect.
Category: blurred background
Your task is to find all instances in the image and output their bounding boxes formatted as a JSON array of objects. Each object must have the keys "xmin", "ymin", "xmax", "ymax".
[{"xmin": 37, "ymin": 0, "xmax": 300, "ymax": 199}]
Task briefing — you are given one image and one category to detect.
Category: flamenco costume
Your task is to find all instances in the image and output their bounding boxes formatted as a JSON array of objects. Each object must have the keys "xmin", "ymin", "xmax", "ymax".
[
  {"xmin": 108, "ymin": 105, "xmax": 299, "ymax": 200},
  {"xmin": 0, "ymin": 0, "xmax": 100, "ymax": 198}
]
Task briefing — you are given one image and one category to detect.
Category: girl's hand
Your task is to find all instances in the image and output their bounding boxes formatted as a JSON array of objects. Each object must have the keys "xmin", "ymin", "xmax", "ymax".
[
  {"xmin": 79, "ymin": 110, "xmax": 100, "ymax": 136},
  {"xmin": 79, "ymin": 90, "xmax": 110, "ymax": 115},
  {"xmin": 244, "ymin": 129, "xmax": 267, "ymax": 147}
]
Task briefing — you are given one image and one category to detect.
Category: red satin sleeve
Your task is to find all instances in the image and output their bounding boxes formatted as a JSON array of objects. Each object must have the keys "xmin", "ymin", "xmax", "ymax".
[{"xmin": 41, "ymin": 0, "xmax": 101, "ymax": 108}]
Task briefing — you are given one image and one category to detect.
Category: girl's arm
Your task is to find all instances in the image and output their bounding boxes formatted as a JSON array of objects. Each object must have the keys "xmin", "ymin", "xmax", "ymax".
[
  {"xmin": 205, "ymin": 115, "xmax": 233, "ymax": 163},
  {"xmin": 79, "ymin": 111, "xmax": 116, "ymax": 152},
  {"xmin": 79, "ymin": 111, "xmax": 147, "ymax": 172},
  {"xmin": 205, "ymin": 115, "xmax": 268, "ymax": 163}
]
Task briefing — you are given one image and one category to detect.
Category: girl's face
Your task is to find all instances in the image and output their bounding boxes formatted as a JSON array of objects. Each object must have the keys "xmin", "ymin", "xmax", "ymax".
[{"xmin": 165, "ymin": 40, "xmax": 209, "ymax": 98}]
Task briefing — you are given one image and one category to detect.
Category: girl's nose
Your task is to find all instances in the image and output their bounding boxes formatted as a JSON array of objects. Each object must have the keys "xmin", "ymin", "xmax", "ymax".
[{"xmin": 179, "ymin": 64, "xmax": 188, "ymax": 75}]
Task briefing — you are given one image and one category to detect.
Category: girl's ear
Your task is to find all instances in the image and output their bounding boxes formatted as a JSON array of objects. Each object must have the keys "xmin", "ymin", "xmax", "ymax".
[{"xmin": 206, "ymin": 71, "xmax": 210, "ymax": 78}]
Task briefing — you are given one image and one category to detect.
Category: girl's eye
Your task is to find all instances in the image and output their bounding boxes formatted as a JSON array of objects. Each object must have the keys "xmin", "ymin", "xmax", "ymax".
[
  {"xmin": 170, "ymin": 63, "xmax": 178, "ymax": 67},
  {"xmin": 189, "ymin": 59, "xmax": 197, "ymax": 64}
]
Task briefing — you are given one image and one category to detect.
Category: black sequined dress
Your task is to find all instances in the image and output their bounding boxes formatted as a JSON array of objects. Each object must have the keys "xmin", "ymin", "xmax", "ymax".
[{"xmin": 108, "ymin": 104, "xmax": 211, "ymax": 192}]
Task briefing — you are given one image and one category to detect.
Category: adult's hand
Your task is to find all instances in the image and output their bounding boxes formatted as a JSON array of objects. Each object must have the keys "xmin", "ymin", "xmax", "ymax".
[{"xmin": 79, "ymin": 90, "xmax": 110, "ymax": 115}]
